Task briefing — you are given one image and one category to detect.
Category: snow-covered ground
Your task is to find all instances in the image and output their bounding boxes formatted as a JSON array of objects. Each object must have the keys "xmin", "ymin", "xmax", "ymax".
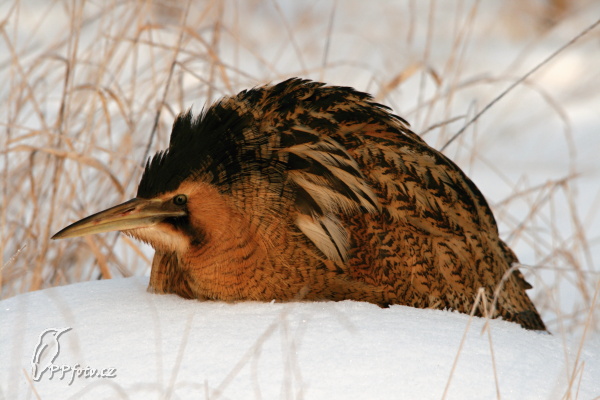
[{"xmin": 1, "ymin": 277, "xmax": 598, "ymax": 399}]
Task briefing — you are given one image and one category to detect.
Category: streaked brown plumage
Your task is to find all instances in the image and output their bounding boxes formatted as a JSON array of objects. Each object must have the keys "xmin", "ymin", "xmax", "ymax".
[{"xmin": 53, "ymin": 78, "xmax": 546, "ymax": 330}]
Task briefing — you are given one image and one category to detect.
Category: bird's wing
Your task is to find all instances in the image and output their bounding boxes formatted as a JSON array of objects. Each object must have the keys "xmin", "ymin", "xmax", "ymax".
[
  {"xmin": 347, "ymin": 133, "xmax": 502, "ymax": 273},
  {"xmin": 279, "ymin": 129, "xmax": 381, "ymax": 262},
  {"xmin": 340, "ymin": 129, "xmax": 545, "ymax": 328}
]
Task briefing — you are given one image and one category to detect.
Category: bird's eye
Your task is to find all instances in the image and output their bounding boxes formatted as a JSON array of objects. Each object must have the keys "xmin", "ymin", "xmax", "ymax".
[{"xmin": 173, "ymin": 194, "xmax": 187, "ymax": 206}]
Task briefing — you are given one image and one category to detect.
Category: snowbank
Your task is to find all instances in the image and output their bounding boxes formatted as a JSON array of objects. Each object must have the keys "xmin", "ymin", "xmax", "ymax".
[{"xmin": 1, "ymin": 277, "xmax": 598, "ymax": 399}]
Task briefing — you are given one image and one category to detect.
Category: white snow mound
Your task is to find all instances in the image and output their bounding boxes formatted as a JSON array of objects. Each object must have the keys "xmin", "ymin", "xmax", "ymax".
[{"xmin": 1, "ymin": 277, "xmax": 598, "ymax": 399}]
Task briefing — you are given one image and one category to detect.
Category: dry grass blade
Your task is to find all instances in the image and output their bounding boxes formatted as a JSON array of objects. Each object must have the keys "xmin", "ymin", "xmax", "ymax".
[
  {"xmin": 210, "ymin": 286, "xmax": 310, "ymax": 399},
  {"xmin": 22, "ymin": 368, "xmax": 42, "ymax": 400},
  {"xmin": 562, "ymin": 279, "xmax": 600, "ymax": 399},
  {"xmin": 441, "ymin": 288, "xmax": 486, "ymax": 400},
  {"xmin": 5, "ymin": 145, "xmax": 124, "ymax": 194},
  {"xmin": 142, "ymin": 0, "xmax": 193, "ymax": 164},
  {"xmin": 441, "ymin": 18, "xmax": 600, "ymax": 151}
]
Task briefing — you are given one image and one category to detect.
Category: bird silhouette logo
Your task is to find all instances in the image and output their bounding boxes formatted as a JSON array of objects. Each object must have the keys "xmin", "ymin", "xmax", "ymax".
[{"xmin": 31, "ymin": 327, "xmax": 72, "ymax": 381}]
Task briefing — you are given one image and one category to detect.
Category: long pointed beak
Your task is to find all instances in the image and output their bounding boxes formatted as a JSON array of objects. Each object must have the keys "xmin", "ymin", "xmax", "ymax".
[{"xmin": 52, "ymin": 198, "xmax": 186, "ymax": 239}]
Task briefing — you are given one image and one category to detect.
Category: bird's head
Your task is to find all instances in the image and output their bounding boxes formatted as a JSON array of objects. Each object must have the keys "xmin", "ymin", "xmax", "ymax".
[
  {"xmin": 51, "ymin": 104, "xmax": 260, "ymax": 254},
  {"xmin": 51, "ymin": 180, "xmax": 215, "ymax": 254}
]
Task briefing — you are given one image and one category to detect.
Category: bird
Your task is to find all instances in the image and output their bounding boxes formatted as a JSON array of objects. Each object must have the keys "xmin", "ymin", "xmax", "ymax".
[
  {"xmin": 52, "ymin": 78, "xmax": 546, "ymax": 331},
  {"xmin": 31, "ymin": 327, "xmax": 72, "ymax": 381}
]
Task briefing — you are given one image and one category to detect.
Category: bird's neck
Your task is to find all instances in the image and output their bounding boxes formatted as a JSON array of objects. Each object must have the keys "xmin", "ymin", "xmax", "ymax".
[{"xmin": 181, "ymin": 190, "xmax": 281, "ymax": 300}]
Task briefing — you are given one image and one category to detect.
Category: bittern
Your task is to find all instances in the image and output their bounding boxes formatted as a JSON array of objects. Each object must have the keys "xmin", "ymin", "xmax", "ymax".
[{"xmin": 53, "ymin": 78, "xmax": 546, "ymax": 330}]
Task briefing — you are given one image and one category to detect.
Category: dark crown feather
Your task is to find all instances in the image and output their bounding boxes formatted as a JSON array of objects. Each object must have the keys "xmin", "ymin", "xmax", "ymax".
[{"xmin": 137, "ymin": 103, "xmax": 259, "ymax": 198}]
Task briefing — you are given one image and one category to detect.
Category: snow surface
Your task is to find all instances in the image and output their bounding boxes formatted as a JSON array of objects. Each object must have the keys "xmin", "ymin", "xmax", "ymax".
[{"xmin": 1, "ymin": 277, "xmax": 598, "ymax": 399}]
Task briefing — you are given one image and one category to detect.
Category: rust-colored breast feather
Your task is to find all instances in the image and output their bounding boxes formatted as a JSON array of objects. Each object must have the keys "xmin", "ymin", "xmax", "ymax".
[{"xmin": 141, "ymin": 78, "xmax": 545, "ymax": 330}]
